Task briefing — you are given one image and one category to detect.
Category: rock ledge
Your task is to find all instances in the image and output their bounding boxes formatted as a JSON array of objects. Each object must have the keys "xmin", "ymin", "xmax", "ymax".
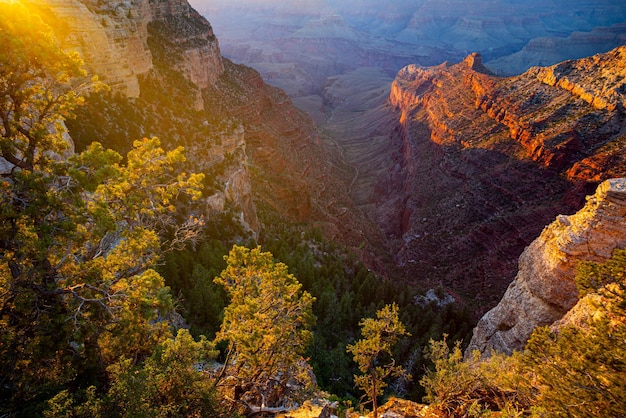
[{"xmin": 467, "ymin": 178, "xmax": 626, "ymax": 356}]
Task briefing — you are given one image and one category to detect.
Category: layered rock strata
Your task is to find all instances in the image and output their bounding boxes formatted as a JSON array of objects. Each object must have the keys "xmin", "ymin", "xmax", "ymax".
[
  {"xmin": 387, "ymin": 47, "xmax": 626, "ymax": 305},
  {"xmin": 42, "ymin": 0, "xmax": 378, "ymax": 256},
  {"xmin": 32, "ymin": 0, "xmax": 223, "ymax": 98},
  {"xmin": 467, "ymin": 178, "xmax": 626, "ymax": 355},
  {"xmin": 36, "ymin": 0, "xmax": 251, "ymax": 231}
]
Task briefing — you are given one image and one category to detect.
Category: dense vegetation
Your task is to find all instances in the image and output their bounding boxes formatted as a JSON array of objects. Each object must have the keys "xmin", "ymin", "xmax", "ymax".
[
  {"xmin": 161, "ymin": 215, "xmax": 474, "ymax": 404},
  {"xmin": 0, "ymin": 4, "xmax": 472, "ymax": 416}
]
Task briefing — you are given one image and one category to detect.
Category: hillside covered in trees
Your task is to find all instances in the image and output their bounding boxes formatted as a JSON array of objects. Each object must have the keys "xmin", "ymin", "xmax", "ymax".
[{"xmin": 0, "ymin": 3, "xmax": 471, "ymax": 416}]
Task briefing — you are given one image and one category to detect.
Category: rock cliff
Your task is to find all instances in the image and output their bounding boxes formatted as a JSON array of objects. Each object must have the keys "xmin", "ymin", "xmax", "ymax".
[
  {"xmin": 387, "ymin": 47, "xmax": 626, "ymax": 306},
  {"xmin": 43, "ymin": 0, "xmax": 379, "ymax": 256},
  {"xmin": 467, "ymin": 178, "xmax": 626, "ymax": 355},
  {"xmin": 201, "ymin": 60, "xmax": 383, "ymax": 259},
  {"xmin": 36, "ymin": 0, "xmax": 251, "ymax": 232},
  {"xmin": 32, "ymin": 0, "xmax": 222, "ymax": 99}
]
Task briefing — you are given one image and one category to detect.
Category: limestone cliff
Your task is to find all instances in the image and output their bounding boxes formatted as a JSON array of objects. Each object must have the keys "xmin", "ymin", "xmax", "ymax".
[
  {"xmin": 467, "ymin": 178, "xmax": 626, "ymax": 355},
  {"xmin": 32, "ymin": 0, "xmax": 223, "ymax": 99},
  {"xmin": 46, "ymin": 0, "xmax": 375, "ymax": 253},
  {"xmin": 37, "ymin": 0, "xmax": 257, "ymax": 234},
  {"xmin": 32, "ymin": 0, "xmax": 152, "ymax": 97}
]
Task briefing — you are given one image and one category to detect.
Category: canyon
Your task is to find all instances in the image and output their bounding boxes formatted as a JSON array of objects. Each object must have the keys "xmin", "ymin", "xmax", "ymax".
[
  {"xmin": 183, "ymin": 0, "xmax": 626, "ymax": 311},
  {"xmin": 38, "ymin": 0, "xmax": 626, "ymax": 321},
  {"xmin": 38, "ymin": 0, "xmax": 385, "ymax": 263},
  {"xmin": 192, "ymin": 0, "xmax": 626, "ymax": 97},
  {"xmin": 6, "ymin": 0, "xmax": 626, "ymax": 414}
]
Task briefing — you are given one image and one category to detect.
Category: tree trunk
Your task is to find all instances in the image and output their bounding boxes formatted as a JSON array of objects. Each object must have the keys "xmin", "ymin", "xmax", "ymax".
[{"xmin": 371, "ymin": 368, "xmax": 378, "ymax": 418}]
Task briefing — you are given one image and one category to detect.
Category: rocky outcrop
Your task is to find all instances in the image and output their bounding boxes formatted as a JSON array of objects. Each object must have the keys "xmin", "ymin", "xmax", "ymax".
[
  {"xmin": 32, "ymin": 0, "xmax": 223, "ymax": 98},
  {"xmin": 147, "ymin": 0, "xmax": 223, "ymax": 90},
  {"xmin": 32, "ymin": 0, "xmax": 152, "ymax": 96},
  {"xmin": 384, "ymin": 48, "xmax": 626, "ymax": 305},
  {"xmin": 467, "ymin": 178, "xmax": 626, "ymax": 356},
  {"xmin": 532, "ymin": 45, "xmax": 626, "ymax": 112},
  {"xmin": 463, "ymin": 52, "xmax": 493, "ymax": 75}
]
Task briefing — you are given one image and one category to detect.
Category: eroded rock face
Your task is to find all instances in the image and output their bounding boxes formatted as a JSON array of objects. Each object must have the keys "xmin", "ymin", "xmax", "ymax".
[
  {"xmin": 32, "ymin": 0, "xmax": 223, "ymax": 97},
  {"xmin": 532, "ymin": 46, "xmax": 626, "ymax": 112},
  {"xmin": 147, "ymin": 0, "xmax": 223, "ymax": 90},
  {"xmin": 467, "ymin": 178, "xmax": 626, "ymax": 356},
  {"xmin": 33, "ymin": 0, "xmax": 152, "ymax": 96},
  {"xmin": 36, "ymin": 0, "xmax": 261, "ymax": 233},
  {"xmin": 386, "ymin": 47, "xmax": 626, "ymax": 306}
]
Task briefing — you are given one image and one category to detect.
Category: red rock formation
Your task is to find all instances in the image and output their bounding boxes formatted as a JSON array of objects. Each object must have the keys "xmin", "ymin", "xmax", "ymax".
[{"xmin": 387, "ymin": 47, "xmax": 626, "ymax": 307}]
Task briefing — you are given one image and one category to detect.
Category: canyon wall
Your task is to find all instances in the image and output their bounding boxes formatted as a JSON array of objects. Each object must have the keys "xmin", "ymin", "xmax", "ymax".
[
  {"xmin": 387, "ymin": 47, "xmax": 626, "ymax": 306},
  {"xmin": 40, "ymin": 0, "xmax": 379, "ymax": 255},
  {"xmin": 33, "ymin": 0, "xmax": 222, "ymax": 98},
  {"xmin": 467, "ymin": 178, "xmax": 626, "ymax": 355},
  {"xmin": 34, "ymin": 0, "xmax": 152, "ymax": 97},
  {"xmin": 36, "ymin": 0, "xmax": 257, "ymax": 233}
]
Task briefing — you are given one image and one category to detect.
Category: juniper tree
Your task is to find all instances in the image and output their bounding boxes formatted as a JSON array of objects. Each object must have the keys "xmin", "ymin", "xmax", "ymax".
[
  {"xmin": 347, "ymin": 303, "xmax": 410, "ymax": 418},
  {"xmin": 214, "ymin": 245, "xmax": 316, "ymax": 413}
]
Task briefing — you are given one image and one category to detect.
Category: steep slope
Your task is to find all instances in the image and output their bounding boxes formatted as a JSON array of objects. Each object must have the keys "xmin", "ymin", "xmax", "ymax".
[
  {"xmin": 387, "ymin": 48, "xmax": 626, "ymax": 307},
  {"xmin": 35, "ymin": 0, "xmax": 626, "ymax": 306},
  {"xmin": 467, "ymin": 178, "xmax": 626, "ymax": 355},
  {"xmin": 38, "ymin": 0, "xmax": 384, "ymax": 263},
  {"xmin": 201, "ymin": 59, "xmax": 383, "ymax": 256},
  {"xmin": 35, "ymin": 0, "xmax": 261, "ymax": 235}
]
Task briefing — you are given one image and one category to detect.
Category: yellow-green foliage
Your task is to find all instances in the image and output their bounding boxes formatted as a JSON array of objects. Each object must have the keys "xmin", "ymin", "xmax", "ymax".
[
  {"xmin": 421, "ymin": 249, "xmax": 626, "ymax": 417},
  {"xmin": 524, "ymin": 248, "xmax": 626, "ymax": 416},
  {"xmin": 347, "ymin": 303, "xmax": 410, "ymax": 417},
  {"xmin": 106, "ymin": 329, "xmax": 220, "ymax": 417},
  {"xmin": 214, "ymin": 246, "xmax": 316, "ymax": 412},
  {"xmin": 420, "ymin": 338, "xmax": 533, "ymax": 417},
  {"xmin": 0, "ymin": 3, "xmax": 207, "ymax": 413}
]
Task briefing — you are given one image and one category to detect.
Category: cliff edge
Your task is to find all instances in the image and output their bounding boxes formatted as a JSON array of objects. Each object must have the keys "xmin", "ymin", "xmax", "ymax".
[
  {"xmin": 32, "ymin": 0, "xmax": 223, "ymax": 102},
  {"xmin": 467, "ymin": 178, "xmax": 626, "ymax": 356}
]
